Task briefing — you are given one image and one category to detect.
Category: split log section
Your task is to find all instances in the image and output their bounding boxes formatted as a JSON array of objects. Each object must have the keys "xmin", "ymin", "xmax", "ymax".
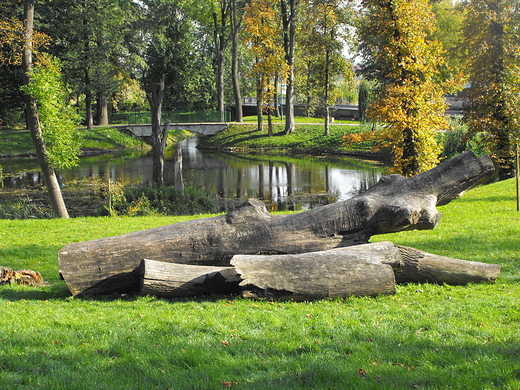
[
  {"xmin": 58, "ymin": 151, "xmax": 496, "ymax": 296},
  {"xmin": 138, "ymin": 242, "xmax": 500, "ymax": 300}
]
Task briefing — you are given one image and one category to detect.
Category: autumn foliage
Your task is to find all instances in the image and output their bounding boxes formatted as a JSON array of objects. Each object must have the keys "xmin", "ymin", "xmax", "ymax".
[
  {"xmin": 0, "ymin": 3, "xmax": 48, "ymax": 65},
  {"xmin": 357, "ymin": 0, "xmax": 457, "ymax": 176}
]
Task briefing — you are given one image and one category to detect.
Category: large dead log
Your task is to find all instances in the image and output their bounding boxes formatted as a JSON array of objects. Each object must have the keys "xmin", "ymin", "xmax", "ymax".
[
  {"xmin": 58, "ymin": 151, "xmax": 495, "ymax": 296},
  {"xmin": 394, "ymin": 245, "xmax": 500, "ymax": 285}
]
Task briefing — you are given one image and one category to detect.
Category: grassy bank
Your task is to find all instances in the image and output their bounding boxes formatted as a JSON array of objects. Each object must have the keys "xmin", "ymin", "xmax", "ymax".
[
  {"xmin": 0, "ymin": 179, "xmax": 519, "ymax": 389},
  {"xmin": 0, "ymin": 126, "xmax": 146, "ymax": 158},
  {"xmin": 199, "ymin": 118, "xmax": 383, "ymax": 159}
]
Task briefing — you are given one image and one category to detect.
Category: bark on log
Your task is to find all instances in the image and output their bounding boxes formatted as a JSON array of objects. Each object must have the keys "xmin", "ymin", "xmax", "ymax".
[
  {"xmin": 139, "ymin": 260, "xmax": 241, "ymax": 298},
  {"xmin": 58, "ymin": 151, "xmax": 495, "ymax": 296},
  {"xmin": 231, "ymin": 242, "xmax": 398, "ymax": 300}
]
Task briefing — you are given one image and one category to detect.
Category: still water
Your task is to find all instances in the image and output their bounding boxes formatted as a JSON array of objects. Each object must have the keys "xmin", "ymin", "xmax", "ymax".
[{"xmin": 1, "ymin": 136, "xmax": 386, "ymax": 211}]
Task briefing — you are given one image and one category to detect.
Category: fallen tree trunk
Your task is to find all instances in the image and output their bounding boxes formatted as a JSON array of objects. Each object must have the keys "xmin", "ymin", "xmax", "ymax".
[
  {"xmin": 58, "ymin": 151, "xmax": 495, "ymax": 296},
  {"xmin": 137, "ymin": 242, "xmax": 500, "ymax": 300},
  {"xmin": 139, "ymin": 260, "xmax": 241, "ymax": 298}
]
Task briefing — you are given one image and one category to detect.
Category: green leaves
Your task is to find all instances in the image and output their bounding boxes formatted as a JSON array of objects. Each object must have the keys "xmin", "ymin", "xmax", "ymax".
[{"xmin": 22, "ymin": 54, "xmax": 82, "ymax": 169}]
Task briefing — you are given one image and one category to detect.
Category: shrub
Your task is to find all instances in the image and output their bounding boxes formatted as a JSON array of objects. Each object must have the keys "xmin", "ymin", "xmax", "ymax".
[
  {"xmin": 0, "ymin": 196, "xmax": 53, "ymax": 219},
  {"xmin": 106, "ymin": 185, "xmax": 216, "ymax": 216},
  {"xmin": 441, "ymin": 119, "xmax": 486, "ymax": 159}
]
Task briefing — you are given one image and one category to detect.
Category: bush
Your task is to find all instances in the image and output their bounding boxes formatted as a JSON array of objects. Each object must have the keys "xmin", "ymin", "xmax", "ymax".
[
  {"xmin": 441, "ymin": 119, "xmax": 486, "ymax": 159},
  {"xmin": 0, "ymin": 196, "xmax": 53, "ymax": 219},
  {"xmin": 106, "ymin": 185, "xmax": 216, "ymax": 216}
]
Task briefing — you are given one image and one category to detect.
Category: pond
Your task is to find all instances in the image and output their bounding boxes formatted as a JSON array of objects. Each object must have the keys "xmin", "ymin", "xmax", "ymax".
[{"xmin": 0, "ymin": 136, "xmax": 387, "ymax": 211}]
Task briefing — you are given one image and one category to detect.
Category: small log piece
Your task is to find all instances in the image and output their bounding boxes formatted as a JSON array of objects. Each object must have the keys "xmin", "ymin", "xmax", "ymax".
[
  {"xmin": 231, "ymin": 242, "xmax": 399, "ymax": 300},
  {"xmin": 395, "ymin": 246, "xmax": 500, "ymax": 285},
  {"xmin": 0, "ymin": 266, "xmax": 43, "ymax": 286},
  {"xmin": 138, "ymin": 259, "xmax": 241, "ymax": 298}
]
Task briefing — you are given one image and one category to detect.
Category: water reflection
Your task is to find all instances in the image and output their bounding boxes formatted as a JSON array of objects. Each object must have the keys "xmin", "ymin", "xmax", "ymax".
[{"xmin": 0, "ymin": 136, "xmax": 386, "ymax": 211}]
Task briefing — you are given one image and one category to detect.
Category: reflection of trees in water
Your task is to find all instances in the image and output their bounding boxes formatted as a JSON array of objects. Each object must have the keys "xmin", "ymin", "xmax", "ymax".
[
  {"xmin": 174, "ymin": 143, "xmax": 184, "ymax": 192},
  {"xmin": 2, "ymin": 140, "xmax": 385, "ymax": 211}
]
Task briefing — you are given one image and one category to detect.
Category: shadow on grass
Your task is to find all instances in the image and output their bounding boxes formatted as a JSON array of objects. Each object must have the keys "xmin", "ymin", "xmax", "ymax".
[
  {"xmin": 0, "ymin": 281, "xmax": 71, "ymax": 301},
  {"xmin": 1, "ymin": 317, "xmax": 518, "ymax": 389}
]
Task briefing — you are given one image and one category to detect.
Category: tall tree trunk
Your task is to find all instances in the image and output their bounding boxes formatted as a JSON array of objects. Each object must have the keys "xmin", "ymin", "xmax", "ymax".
[
  {"xmin": 96, "ymin": 91, "xmax": 109, "ymax": 126},
  {"xmin": 231, "ymin": 0, "xmax": 243, "ymax": 122},
  {"xmin": 281, "ymin": 0, "xmax": 296, "ymax": 135},
  {"xmin": 324, "ymin": 48, "xmax": 330, "ymax": 136},
  {"xmin": 174, "ymin": 142, "xmax": 184, "ymax": 192},
  {"xmin": 22, "ymin": 0, "xmax": 69, "ymax": 218},
  {"xmin": 84, "ymin": 68, "xmax": 94, "ymax": 129},
  {"xmin": 147, "ymin": 75, "xmax": 167, "ymax": 186},
  {"xmin": 83, "ymin": 12, "xmax": 94, "ymax": 130},
  {"xmin": 213, "ymin": 4, "xmax": 229, "ymax": 123},
  {"xmin": 402, "ymin": 127, "xmax": 420, "ymax": 177},
  {"xmin": 256, "ymin": 72, "xmax": 264, "ymax": 132}
]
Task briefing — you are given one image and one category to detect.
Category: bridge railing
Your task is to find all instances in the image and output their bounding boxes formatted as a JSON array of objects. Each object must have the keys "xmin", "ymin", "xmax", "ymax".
[{"xmin": 124, "ymin": 110, "xmax": 231, "ymax": 125}]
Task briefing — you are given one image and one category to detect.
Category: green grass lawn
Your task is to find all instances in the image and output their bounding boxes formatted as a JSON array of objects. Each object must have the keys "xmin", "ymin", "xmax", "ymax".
[
  {"xmin": 200, "ymin": 120, "xmax": 380, "ymax": 157},
  {"xmin": 0, "ymin": 126, "xmax": 145, "ymax": 158},
  {"xmin": 0, "ymin": 179, "xmax": 519, "ymax": 389}
]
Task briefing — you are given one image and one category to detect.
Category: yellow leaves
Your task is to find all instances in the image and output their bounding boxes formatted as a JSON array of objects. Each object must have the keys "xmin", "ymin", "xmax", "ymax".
[
  {"xmin": 0, "ymin": 16, "xmax": 50, "ymax": 65},
  {"xmin": 342, "ymin": 130, "xmax": 378, "ymax": 146},
  {"xmin": 244, "ymin": 0, "xmax": 289, "ymax": 95}
]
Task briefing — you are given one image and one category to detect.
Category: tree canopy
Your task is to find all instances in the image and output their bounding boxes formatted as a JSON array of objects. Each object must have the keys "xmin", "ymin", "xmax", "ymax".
[
  {"xmin": 460, "ymin": 0, "xmax": 520, "ymax": 180},
  {"xmin": 357, "ymin": 0, "xmax": 454, "ymax": 176}
]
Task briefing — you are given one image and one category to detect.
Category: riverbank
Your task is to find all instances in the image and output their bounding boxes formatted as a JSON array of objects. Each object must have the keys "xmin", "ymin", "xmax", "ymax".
[
  {"xmin": 198, "ymin": 121, "xmax": 390, "ymax": 161},
  {"xmin": 0, "ymin": 126, "xmax": 146, "ymax": 158},
  {"xmin": 0, "ymin": 120, "xmax": 383, "ymax": 218}
]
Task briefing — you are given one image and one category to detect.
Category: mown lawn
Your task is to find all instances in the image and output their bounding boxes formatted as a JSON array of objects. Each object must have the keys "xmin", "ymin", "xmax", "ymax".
[
  {"xmin": 0, "ymin": 126, "xmax": 145, "ymax": 158},
  {"xmin": 199, "ymin": 119, "xmax": 380, "ymax": 157},
  {"xmin": 0, "ymin": 179, "xmax": 519, "ymax": 389}
]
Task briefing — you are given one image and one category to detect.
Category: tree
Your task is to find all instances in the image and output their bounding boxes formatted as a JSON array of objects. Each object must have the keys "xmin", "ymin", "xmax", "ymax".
[
  {"xmin": 430, "ymin": 0, "xmax": 466, "ymax": 77},
  {"xmin": 357, "ymin": 79, "xmax": 376, "ymax": 122},
  {"xmin": 142, "ymin": 0, "xmax": 215, "ymax": 185},
  {"xmin": 40, "ymin": 0, "xmax": 142, "ymax": 129},
  {"xmin": 243, "ymin": 0, "xmax": 289, "ymax": 135},
  {"xmin": 298, "ymin": 0, "xmax": 352, "ymax": 135},
  {"xmin": 280, "ymin": 0, "xmax": 297, "ymax": 134},
  {"xmin": 212, "ymin": 0, "xmax": 231, "ymax": 122},
  {"xmin": 0, "ymin": 0, "xmax": 47, "ymax": 127},
  {"xmin": 230, "ymin": 0, "xmax": 245, "ymax": 122},
  {"xmin": 21, "ymin": 0, "xmax": 78, "ymax": 218},
  {"xmin": 357, "ymin": 0, "xmax": 453, "ymax": 176},
  {"xmin": 460, "ymin": 0, "xmax": 520, "ymax": 180}
]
